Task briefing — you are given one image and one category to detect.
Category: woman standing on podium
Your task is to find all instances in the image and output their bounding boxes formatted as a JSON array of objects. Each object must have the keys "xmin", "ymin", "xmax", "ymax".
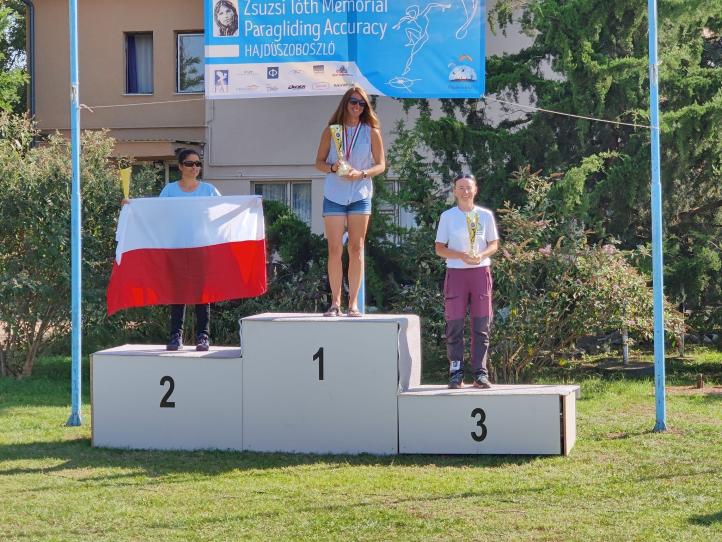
[
  {"xmin": 314, "ymin": 86, "xmax": 386, "ymax": 317},
  {"xmin": 435, "ymin": 174, "xmax": 499, "ymax": 389},
  {"xmin": 122, "ymin": 148, "xmax": 221, "ymax": 351}
]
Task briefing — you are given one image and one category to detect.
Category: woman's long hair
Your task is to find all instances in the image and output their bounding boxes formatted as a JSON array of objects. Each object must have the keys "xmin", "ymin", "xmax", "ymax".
[
  {"xmin": 214, "ymin": 0, "xmax": 239, "ymax": 36},
  {"xmin": 327, "ymin": 86, "xmax": 380, "ymax": 129}
]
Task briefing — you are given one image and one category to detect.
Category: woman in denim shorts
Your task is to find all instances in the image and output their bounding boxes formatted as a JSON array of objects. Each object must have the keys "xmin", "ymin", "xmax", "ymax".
[{"xmin": 314, "ymin": 86, "xmax": 386, "ymax": 317}]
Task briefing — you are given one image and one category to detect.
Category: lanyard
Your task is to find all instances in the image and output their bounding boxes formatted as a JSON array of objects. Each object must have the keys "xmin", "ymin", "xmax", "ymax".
[{"xmin": 343, "ymin": 124, "xmax": 361, "ymax": 161}]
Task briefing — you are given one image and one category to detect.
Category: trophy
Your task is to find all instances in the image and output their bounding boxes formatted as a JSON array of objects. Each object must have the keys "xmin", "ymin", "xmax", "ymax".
[
  {"xmin": 466, "ymin": 211, "xmax": 479, "ymax": 258},
  {"xmin": 329, "ymin": 124, "xmax": 352, "ymax": 176},
  {"xmin": 119, "ymin": 166, "xmax": 132, "ymax": 199}
]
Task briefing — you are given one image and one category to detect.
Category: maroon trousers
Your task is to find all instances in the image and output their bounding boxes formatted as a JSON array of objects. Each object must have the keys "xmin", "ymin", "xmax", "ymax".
[{"xmin": 444, "ymin": 266, "xmax": 493, "ymax": 376}]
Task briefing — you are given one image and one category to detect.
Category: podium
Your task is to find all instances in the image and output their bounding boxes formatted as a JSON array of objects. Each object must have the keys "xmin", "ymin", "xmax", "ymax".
[
  {"xmin": 91, "ymin": 345, "xmax": 243, "ymax": 450},
  {"xmin": 91, "ymin": 314, "xmax": 578, "ymax": 455},
  {"xmin": 241, "ymin": 313, "xmax": 420, "ymax": 454},
  {"xmin": 399, "ymin": 385, "xmax": 577, "ymax": 455}
]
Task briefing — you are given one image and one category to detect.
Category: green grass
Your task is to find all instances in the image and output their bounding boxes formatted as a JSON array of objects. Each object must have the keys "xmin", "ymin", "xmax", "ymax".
[{"xmin": 1, "ymin": 352, "xmax": 721, "ymax": 541}]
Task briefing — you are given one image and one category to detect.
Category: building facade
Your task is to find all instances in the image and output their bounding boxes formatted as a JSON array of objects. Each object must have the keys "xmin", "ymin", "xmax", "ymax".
[{"xmin": 30, "ymin": 0, "xmax": 530, "ymax": 233}]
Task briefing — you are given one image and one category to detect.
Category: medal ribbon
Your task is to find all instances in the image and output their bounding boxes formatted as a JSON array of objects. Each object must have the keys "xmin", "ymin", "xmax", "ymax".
[{"xmin": 343, "ymin": 124, "xmax": 361, "ymax": 161}]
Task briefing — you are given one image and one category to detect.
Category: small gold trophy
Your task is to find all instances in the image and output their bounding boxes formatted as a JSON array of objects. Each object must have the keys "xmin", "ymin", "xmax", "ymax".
[
  {"xmin": 119, "ymin": 167, "xmax": 132, "ymax": 199},
  {"xmin": 329, "ymin": 124, "xmax": 352, "ymax": 176},
  {"xmin": 466, "ymin": 211, "xmax": 479, "ymax": 258}
]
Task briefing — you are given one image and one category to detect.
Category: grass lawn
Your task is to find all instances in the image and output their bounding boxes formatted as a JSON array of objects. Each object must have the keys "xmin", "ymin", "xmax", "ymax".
[{"xmin": 1, "ymin": 350, "xmax": 721, "ymax": 541}]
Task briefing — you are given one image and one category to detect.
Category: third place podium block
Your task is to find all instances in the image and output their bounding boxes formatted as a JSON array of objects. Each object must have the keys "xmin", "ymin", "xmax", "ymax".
[
  {"xmin": 399, "ymin": 384, "xmax": 579, "ymax": 455},
  {"xmin": 241, "ymin": 313, "xmax": 421, "ymax": 455}
]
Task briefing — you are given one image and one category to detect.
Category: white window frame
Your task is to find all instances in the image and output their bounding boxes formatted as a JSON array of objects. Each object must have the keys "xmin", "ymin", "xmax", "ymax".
[
  {"xmin": 176, "ymin": 32, "xmax": 205, "ymax": 94},
  {"xmin": 252, "ymin": 180, "xmax": 312, "ymax": 226}
]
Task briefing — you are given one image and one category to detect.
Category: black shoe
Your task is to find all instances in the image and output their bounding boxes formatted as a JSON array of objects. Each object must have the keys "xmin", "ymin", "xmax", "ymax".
[
  {"xmin": 196, "ymin": 333, "xmax": 210, "ymax": 352},
  {"xmin": 448, "ymin": 369, "xmax": 464, "ymax": 389},
  {"xmin": 473, "ymin": 372, "xmax": 492, "ymax": 389},
  {"xmin": 166, "ymin": 332, "xmax": 183, "ymax": 351}
]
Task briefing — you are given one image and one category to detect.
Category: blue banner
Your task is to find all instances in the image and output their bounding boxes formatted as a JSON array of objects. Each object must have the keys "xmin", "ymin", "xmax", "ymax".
[{"xmin": 204, "ymin": 1, "xmax": 485, "ymax": 99}]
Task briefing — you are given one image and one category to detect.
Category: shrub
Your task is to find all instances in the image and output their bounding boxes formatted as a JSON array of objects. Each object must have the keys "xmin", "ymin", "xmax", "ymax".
[{"xmin": 0, "ymin": 113, "xmax": 158, "ymax": 377}]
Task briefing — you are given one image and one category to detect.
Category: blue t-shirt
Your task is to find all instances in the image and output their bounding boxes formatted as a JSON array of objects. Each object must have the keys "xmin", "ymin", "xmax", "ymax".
[{"xmin": 159, "ymin": 181, "xmax": 221, "ymax": 198}]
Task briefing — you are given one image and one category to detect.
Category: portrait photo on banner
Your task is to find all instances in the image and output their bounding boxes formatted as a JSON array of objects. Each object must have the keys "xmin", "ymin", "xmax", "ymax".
[{"xmin": 213, "ymin": 0, "xmax": 239, "ymax": 37}]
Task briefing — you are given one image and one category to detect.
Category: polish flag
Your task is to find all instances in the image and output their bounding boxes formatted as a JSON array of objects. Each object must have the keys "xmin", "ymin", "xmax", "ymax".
[{"xmin": 107, "ymin": 196, "xmax": 266, "ymax": 315}]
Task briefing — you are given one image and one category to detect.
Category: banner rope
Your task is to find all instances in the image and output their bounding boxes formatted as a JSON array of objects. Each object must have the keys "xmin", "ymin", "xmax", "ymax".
[
  {"xmin": 77, "ymin": 95, "xmax": 654, "ymax": 129},
  {"xmin": 485, "ymin": 96, "xmax": 654, "ymax": 129}
]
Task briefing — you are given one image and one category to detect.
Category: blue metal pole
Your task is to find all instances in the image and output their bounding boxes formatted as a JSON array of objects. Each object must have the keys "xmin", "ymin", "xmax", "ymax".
[
  {"xmin": 359, "ymin": 248, "xmax": 365, "ymax": 314},
  {"xmin": 648, "ymin": 0, "xmax": 666, "ymax": 432},
  {"xmin": 66, "ymin": 0, "xmax": 82, "ymax": 427}
]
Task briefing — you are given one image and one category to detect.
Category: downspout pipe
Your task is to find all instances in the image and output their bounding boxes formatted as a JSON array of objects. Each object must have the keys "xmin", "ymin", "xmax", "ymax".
[{"xmin": 21, "ymin": 0, "xmax": 35, "ymax": 117}]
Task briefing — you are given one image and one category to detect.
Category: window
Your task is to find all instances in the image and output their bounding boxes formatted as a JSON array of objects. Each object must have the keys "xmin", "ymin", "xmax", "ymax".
[
  {"xmin": 253, "ymin": 181, "xmax": 312, "ymax": 226},
  {"xmin": 177, "ymin": 33, "xmax": 204, "ymax": 93},
  {"xmin": 377, "ymin": 180, "xmax": 418, "ymax": 243},
  {"xmin": 125, "ymin": 33, "xmax": 153, "ymax": 94}
]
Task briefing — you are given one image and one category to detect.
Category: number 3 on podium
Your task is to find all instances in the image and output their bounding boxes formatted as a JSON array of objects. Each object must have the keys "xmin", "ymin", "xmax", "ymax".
[{"xmin": 470, "ymin": 407, "xmax": 487, "ymax": 442}]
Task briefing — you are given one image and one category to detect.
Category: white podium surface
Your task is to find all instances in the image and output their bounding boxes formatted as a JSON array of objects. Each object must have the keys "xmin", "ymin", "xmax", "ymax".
[
  {"xmin": 91, "ymin": 345, "xmax": 243, "ymax": 451},
  {"xmin": 399, "ymin": 385, "xmax": 579, "ymax": 455},
  {"xmin": 241, "ymin": 313, "xmax": 419, "ymax": 454},
  {"xmin": 91, "ymin": 315, "xmax": 579, "ymax": 456}
]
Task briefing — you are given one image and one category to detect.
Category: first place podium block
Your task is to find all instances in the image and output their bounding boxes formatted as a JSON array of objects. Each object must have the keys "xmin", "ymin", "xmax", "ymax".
[
  {"xmin": 241, "ymin": 313, "xmax": 421, "ymax": 455},
  {"xmin": 91, "ymin": 345, "xmax": 243, "ymax": 451}
]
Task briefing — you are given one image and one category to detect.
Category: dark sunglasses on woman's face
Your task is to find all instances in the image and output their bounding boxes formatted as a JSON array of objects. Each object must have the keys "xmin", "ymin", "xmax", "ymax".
[
  {"xmin": 182, "ymin": 160, "xmax": 203, "ymax": 167},
  {"xmin": 348, "ymin": 98, "xmax": 366, "ymax": 108}
]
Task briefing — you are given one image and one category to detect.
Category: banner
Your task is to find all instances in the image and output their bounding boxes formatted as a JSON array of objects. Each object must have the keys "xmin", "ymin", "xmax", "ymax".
[{"xmin": 204, "ymin": 0, "xmax": 485, "ymax": 99}]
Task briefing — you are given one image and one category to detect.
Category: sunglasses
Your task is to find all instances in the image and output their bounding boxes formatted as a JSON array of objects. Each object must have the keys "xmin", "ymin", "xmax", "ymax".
[
  {"xmin": 348, "ymin": 98, "xmax": 366, "ymax": 108},
  {"xmin": 182, "ymin": 160, "xmax": 202, "ymax": 167}
]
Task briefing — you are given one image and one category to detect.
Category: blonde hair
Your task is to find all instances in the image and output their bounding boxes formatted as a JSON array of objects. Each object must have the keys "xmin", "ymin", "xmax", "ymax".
[{"xmin": 327, "ymin": 86, "xmax": 380, "ymax": 129}]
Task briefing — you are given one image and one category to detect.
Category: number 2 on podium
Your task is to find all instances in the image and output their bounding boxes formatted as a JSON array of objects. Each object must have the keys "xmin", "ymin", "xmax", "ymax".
[
  {"xmin": 313, "ymin": 347, "xmax": 324, "ymax": 381},
  {"xmin": 160, "ymin": 376, "xmax": 176, "ymax": 408}
]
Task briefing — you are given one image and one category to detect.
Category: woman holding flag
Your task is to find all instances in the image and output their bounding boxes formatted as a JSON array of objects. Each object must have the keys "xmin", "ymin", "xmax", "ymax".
[{"xmin": 315, "ymin": 86, "xmax": 386, "ymax": 317}]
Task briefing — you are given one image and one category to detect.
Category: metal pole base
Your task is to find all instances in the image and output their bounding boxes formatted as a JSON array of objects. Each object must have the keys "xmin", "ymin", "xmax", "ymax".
[
  {"xmin": 66, "ymin": 412, "xmax": 82, "ymax": 427},
  {"xmin": 653, "ymin": 421, "xmax": 666, "ymax": 433}
]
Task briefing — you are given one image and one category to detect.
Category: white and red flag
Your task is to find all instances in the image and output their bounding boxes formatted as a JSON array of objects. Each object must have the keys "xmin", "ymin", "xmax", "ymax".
[{"xmin": 107, "ymin": 196, "xmax": 266, "ymax": 315}]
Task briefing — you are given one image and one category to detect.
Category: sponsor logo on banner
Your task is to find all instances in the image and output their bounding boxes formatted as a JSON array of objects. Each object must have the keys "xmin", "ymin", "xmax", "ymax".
[
  {"xmin": 333, "ymin": 82, "xmax": 353, "ymax": 88},
  {"xmin": 288, "ymin": 84, "xmax": 306, "ymax": 90},
  {"xmin": 313, "ymin": 82, "xmax": 330, "ymax": 90},
  {"xmin": 267, "ymin": 66, "xmax": 279, "ymax": 79},
  {"xmin": 313, "ymin": 65, "xmax": 325, "ymax": 74},
  {"xmin": 333, "ymin": 66, "xmax": 353, "ymax": 77},
  {"xmin": 213, "ymin": 70, "xmax": 229, "ymax": 93},
  {"xmin": 243, "ymin": 84, "xmax": 262, "ymax": 92},
  {"xmin": 449, "ymin": 56, "xmax": 477, "ymax": 83},
  {"xmin": 449, "ymin": 64, "xmax": 477, "ymax": 82},
  {"xmin": 266, "ymin": 85, "xmax": 279, "ymax": 92},
  {"xmin": 292, "ymin": 68, "xmax": 304, "ymax": 75},
  {"xmin": 240, "ymin": 69, "xmax": 259, "ymax": 77}
]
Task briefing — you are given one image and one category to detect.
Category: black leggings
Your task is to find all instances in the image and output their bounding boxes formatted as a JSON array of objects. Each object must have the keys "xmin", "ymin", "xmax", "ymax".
[{"xmin": 169, "ymin": 304, "xmax": 210, "ymax": 337}]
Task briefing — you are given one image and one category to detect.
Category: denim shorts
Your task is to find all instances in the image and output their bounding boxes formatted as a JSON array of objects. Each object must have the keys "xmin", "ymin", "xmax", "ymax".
[{"xmin": 322, "ymin": 196, "xmax": 372, "ymax": 216}]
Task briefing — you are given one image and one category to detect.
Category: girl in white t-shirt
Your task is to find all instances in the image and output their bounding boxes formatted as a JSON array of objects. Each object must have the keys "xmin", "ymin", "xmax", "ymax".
[{"xmin": 435, "ymin": 174, "xmax": 499, "ymax": 389}]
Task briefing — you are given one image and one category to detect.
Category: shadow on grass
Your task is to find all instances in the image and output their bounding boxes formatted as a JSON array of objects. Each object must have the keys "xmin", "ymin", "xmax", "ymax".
[
  {"xmin": 0, "ymin": 438, "xmax": 543, "ymax": 485},
  {"xmin": 689, "ymin": 511, "xmax": 722, "ymax": 526}
]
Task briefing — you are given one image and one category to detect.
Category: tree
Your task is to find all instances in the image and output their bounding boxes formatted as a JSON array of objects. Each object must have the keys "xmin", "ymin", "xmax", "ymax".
[
  {"xmin": 389, "ymin": 0, "xmax": 722, "ymax": 323},
  {"xmin": 0, "ymin": 1, "xmax": 28, "ymax": 113},
  {"xmin": 0, "ymin": 113, "xmax": 159, "ymax": 378}
]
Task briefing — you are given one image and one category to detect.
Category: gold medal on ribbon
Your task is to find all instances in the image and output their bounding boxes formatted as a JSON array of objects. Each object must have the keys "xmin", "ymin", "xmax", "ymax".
[
  {"xmin": 329, "ymin": 124, "xmax": 352, "ymax": 176},
  {"xmin": 119, "ymin": 167, "xmax": 132, "ymax": 199},
  {"xmin": 466, "ymin": 211, "xmax": 479, "ymax": 257}
]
